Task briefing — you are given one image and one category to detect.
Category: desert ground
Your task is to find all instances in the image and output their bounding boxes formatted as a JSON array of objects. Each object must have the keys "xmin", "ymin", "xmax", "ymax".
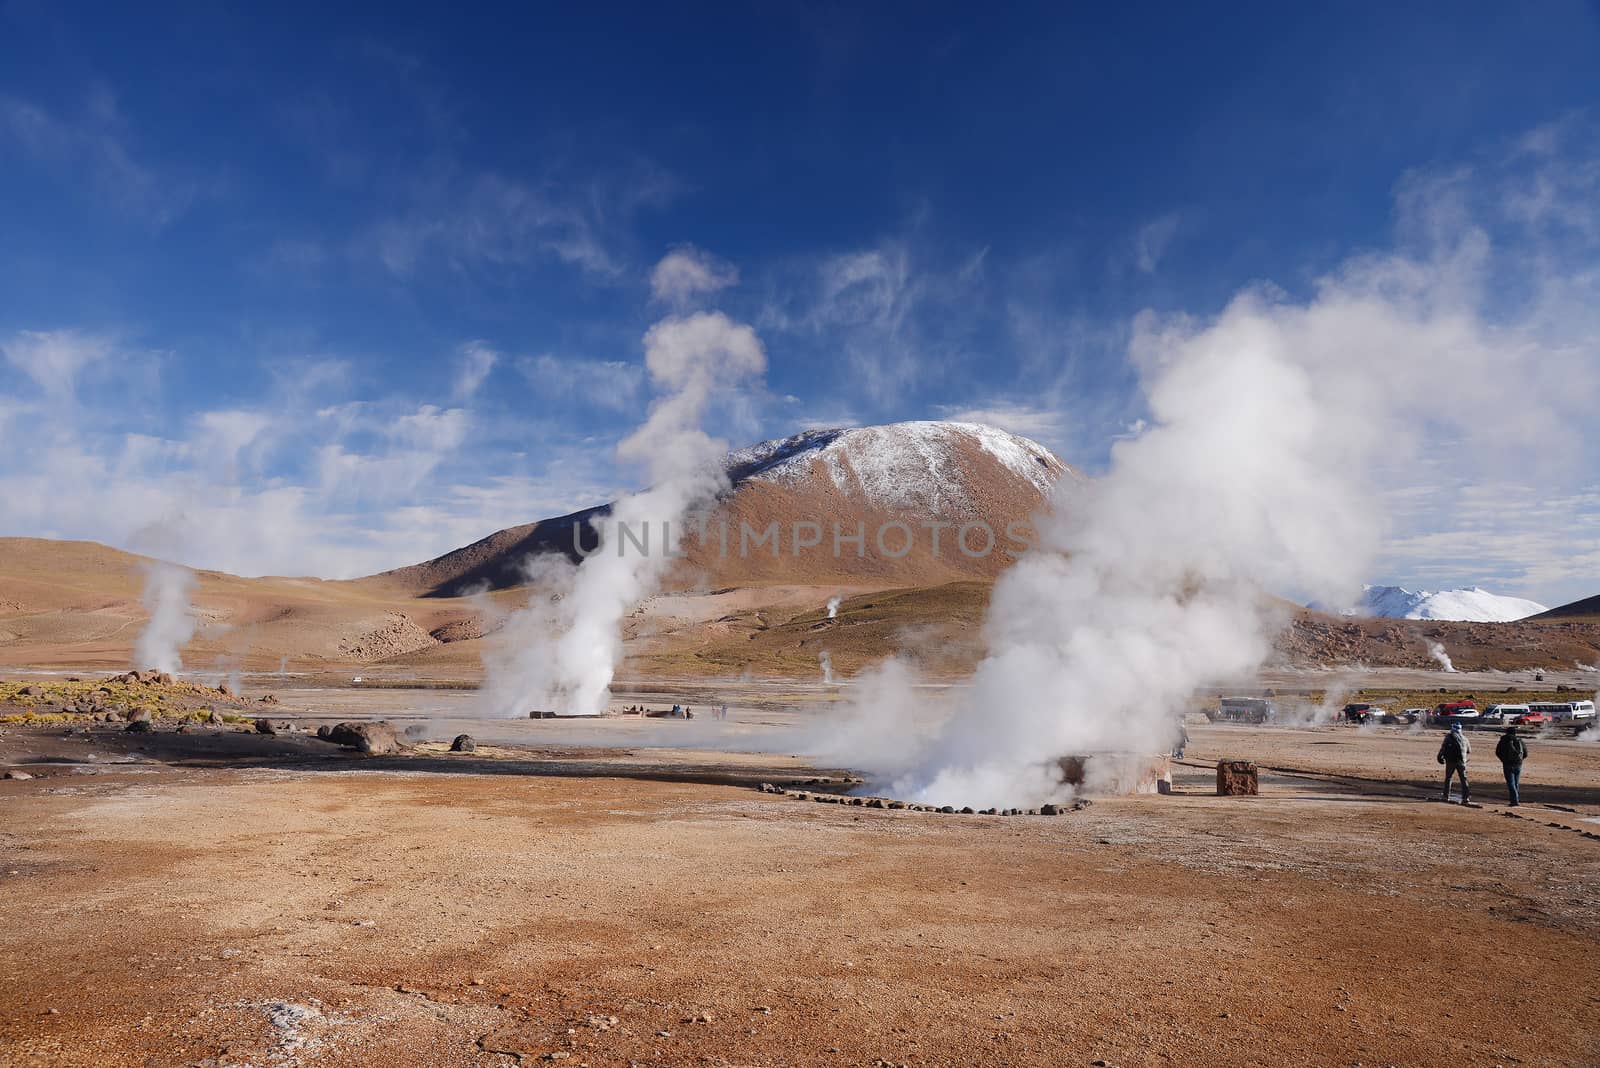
[{"xmin": 3, "ymin": 674, "xmax": 1599, "ymax": 1068}]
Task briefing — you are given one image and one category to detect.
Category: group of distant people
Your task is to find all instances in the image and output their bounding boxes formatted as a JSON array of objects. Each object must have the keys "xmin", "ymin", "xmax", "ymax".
[{"xmin": 1437, "ymin": 721, "xmax": 1528, "ymax": 805}]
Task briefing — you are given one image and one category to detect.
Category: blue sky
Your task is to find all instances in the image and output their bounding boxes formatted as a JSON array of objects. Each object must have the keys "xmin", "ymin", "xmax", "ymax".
[{"xmin": 1, "ymin": 2, "xmax": 1598, "ymax": 603}]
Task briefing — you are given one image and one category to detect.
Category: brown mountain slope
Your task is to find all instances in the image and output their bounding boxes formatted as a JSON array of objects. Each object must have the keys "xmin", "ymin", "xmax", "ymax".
[
  {"xmin": 378, "ymin": 421, "xmax": 1078, "ymax": 597},
  {"xmin": 4, "ymin": 536, "xmax": 1599, "ymax": 677},
  {"xmin": 1531, "ymin": 594, "xmax": 1600, "ymax": 623}
]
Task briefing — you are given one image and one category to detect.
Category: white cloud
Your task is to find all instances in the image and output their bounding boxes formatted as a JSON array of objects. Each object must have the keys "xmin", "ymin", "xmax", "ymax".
[
  {"xmin": 359, "ymin": 162, "xmax": 679, "ymax": 281},
  {"xmin": 452, "ymin": 340, "xmax": 499, "ymax": 400},
  {"xmin": 0, "ymin": 90, "xmax": 199, "ymax": 227},
  {"xmin": 0, "ymin": 329, "xmax": 115, "ymax": 399},
  {"xmin": 1134, "ymin": 212, "xmax": 1181, "ymax": 273},
  {"xmin": 936, "ymin": 401, "xmax": 1067, "ymax": 448},
  {"xmin": 516, "ymin": 354, "xmax": 645, "ymax": 411},
  {"xmin": 650, "ymin": 245, "xmax": 739, "ymax": 306}
]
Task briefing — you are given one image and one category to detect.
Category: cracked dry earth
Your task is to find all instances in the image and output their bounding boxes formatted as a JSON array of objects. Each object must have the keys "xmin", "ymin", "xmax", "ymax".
[{"xmin": 2, "ymin": 752, "xmax": 1598, "ymax": 1067}]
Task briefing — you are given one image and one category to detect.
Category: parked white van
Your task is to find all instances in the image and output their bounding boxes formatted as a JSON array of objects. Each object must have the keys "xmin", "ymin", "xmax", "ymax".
[{"xmin": 1483, "ymin": 704, "xmax": 1530, "ymax": 724}]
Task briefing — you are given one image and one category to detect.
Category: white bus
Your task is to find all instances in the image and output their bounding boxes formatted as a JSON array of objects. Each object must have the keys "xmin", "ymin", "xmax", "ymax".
[
  {"xmin": 1210, "ymin": 697, "xmax": 1277, "ymax": 724},
  {"xmin": 1527, "ymin": 700, "xmax": 1596, "ymax": 723}
]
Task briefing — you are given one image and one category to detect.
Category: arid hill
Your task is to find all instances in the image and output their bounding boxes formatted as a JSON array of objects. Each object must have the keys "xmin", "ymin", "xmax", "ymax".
[
  {"xmin": 1533, "ymin": 593, "xmax": 1600, "ymax": 623},
  {"xmin": 2, "ymin": 421, "xmax": 1597, "ymax": 679},
  {"xmin": 379, "ymin": 421, "xmax": 1077, "ymax": 596}
]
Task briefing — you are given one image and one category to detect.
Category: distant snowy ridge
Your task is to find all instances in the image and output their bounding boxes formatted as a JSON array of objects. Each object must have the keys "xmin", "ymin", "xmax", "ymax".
[
  {"xmin": 725, "ymin": 420, "xmax": 1074, "ymax": 513},
  {"xmin": 1309, "ymin": 584, "xmax": 1548, "ymax": 623}
]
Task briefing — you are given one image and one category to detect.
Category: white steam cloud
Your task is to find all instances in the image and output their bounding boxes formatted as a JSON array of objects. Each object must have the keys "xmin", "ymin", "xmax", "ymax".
[
  {"xmin": 133, "ymin": 560, "xmax": 197, "ymax": 673},
  {"xmin": 1428, "ymin": 642, "xmax": 1457, "ymax": 673},
  {"xmin": 826, "ymin": 595, "xmax": 841, "ymax": 619},
  {"xmin": 819, "ymin": 650, "xmax": 835, "ymax": 685},
  {"xmin": 481, "ymin": 306, "xmax": 766, "ymax": 717},
  {"xmin": 804, "ymin": 170, "xmax": 1596, "ymax": 808}
]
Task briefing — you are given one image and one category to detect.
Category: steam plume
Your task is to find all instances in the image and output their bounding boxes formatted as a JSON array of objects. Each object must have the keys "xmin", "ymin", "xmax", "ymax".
[
  {"xmin": 807, "ymin": 210, "xmax": 1590, "ymax": 806},
  {"xmin": 481, "ymin": 310, "xmax": 766, "ymax": 717},
  {"xmin": 826, "ymin": 596, "xmax": 841, "ymax": 619},
  {"xmin": 133, "ymin": 561, "xmax": 197, "ymax": 673},
  {"xmin": 1428, "ymin": 642, "xmax": 1457, "ymax": 673},
  {"xmin": 819, "ymin": 650, "xmax": 835, "ymax": 685}
]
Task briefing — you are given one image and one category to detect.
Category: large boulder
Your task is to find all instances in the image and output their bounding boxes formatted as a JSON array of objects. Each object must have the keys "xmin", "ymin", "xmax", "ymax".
[
  {"xmin": 449, "ymin": 734, "xmax": 476, "ymax": 753},
  {"xmin": 254, "ymin": 717, "xmax": 294, "ymax": 735},
  {"xmin": 322, "ymin": 721, "xmax": 404, "ymax": 756},
  {"xmin": 1216, "ymin": 760, "xmax": 1259, "ymax": 796}
]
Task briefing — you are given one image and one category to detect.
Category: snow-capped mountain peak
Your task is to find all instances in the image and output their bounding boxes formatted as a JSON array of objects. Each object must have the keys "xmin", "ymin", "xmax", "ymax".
[
  {"xmin": 725, "ymin": 420, "xmax": 1075, "ymax": 514},
  {"xmin": 1314, "ymin": 584, "xmax": 1548, "ymax": 623}
]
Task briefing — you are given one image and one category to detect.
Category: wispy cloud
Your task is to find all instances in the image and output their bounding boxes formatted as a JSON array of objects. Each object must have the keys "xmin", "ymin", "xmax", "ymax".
[
  {"xmin": 0, "ymin": 328, "xmax": 115, "ymax": 400},
  {"xmin": 516, "ymin": 353, "xmax": 644, "ymax": 411},
  {"xmin": 1134, "ymin": 212, "xmax": 1181, "ymax": 273},
  {"xmin": 935, "ymin": 400, "xmax": 1068, "ymax": 448},
  {"xmin": 357, "ymin": 161, "xmax": 679, "ymax": 281},
  {"xmin": 763, "ymin": 236, "xmax": 986, "ymax": 408},
  {"xmin": 0, "ymin": 88, "xmax": 201, "ymax": 227},
  {"xmin": 452, "ymin": 340, "xmax": 499, "ymax": 401}
]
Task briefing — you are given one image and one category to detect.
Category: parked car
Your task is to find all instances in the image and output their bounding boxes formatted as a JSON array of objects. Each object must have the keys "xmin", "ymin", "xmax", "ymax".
[
  {"xmin": 1513, "ymin": 709, "xmax": 1552, "ymax": 728},
  {"xmin": 1430, "ymin": 700, "xmax": 1479, "ymax": 725},
  {"xmin": 1482, "ymin": 704, "xmax": 1530, "ymax": 724},
  {"xmin": 1343, "ymin": 702, "xmax": 1374, "ymax": 723},
  {"xmin": 1382, "ymin": 708, "xmax": 1423, "ymax": 725}
]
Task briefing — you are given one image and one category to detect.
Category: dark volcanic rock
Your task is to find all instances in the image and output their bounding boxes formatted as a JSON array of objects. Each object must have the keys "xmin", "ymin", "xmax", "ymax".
[
  {"xmin": 449, "ymin": 734, "xmax": 477, "ymax": 753},
  {"xmin": 323, "ymin": 721, "xmax": 404, "ymax": 756}
]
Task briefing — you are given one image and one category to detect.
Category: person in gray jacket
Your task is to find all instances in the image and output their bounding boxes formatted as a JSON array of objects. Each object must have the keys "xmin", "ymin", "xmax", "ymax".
[
  {"xmin": 1495, "ymin": 724, "xmax": 1528, "ymax": 806},
  {"xmin": 1437, "ymin": 722, "xmax": 1471, "ymax": 803}
]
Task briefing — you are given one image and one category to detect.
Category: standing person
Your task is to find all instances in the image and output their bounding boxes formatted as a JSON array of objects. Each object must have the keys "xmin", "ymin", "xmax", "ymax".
[
  {"xmin": 1495, "ymin": 724, "xmax": 1528, "ymax": 806},
  {"xmin": 1437, "ymin": 721, "xmax": 1471, "ymax": 803}
]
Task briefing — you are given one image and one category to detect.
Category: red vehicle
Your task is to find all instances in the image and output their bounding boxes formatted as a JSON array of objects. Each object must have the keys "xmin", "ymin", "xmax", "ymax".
[
  {"xmin": 1512, "ymin": 710, "xmax": 1552, "ymax": 728},
  {"xmin": 1430, "ymin": 700, "xmax": 1479, "ymax": 725}
]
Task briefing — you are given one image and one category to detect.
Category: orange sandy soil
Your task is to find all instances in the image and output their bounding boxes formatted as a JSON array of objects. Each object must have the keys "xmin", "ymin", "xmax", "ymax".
[{"xmin": 2, "ymin": 725, "xmax": 1599, "ymax": 1067}]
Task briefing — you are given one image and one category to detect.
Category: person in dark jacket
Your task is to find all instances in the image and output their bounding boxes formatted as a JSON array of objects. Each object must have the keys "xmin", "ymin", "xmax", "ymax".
[
  {"xmin": 1437, "ymin": 722, "xmax": 1471, "ymax": 803},
  {"xmin": 1495, "ymin": 724, "xmax": 1528, "ymax": 806}
]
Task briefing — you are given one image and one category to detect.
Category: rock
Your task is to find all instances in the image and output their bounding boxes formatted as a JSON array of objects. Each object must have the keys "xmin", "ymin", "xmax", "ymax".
[
  {"xmin": 449, "ymin": 734, "xmax": 477, "ymax": 753},
  {"xmin": 207, "ymin": 710, "xmax": 226, "ymax": 725},
  {"xmin": 959, "ymin": 806, "xmax": 975, "ymax": 815},
  {"xmin": 255, "ymin": 717, "xmax": 290, "ymax": 735},
  {"xmin": 865, "ymin": 798, "xmax": 886, "ymax": 809},
  {"xmin": 757, "ymin": 782, "xmax": 782, "ymax": 794},
  {"xmin": 1072, "ymin": 798, "xmax": 1094, "ymax": 810},
  {"xmin": 316, "ymin": 724, "xmax": 333, "ymax": 739},
  {"xmin": 21, "ymin": 685, "xmax": 44, "ymax": 697},
  {"xmin": 1041, "ymin": 803, "xmax": 1061, "ymax": 816},
  {"xmin": 125, "ymin": 719, "xmax": 153, "ymax": 733},
  {"xmin": 323, "ymin": 720, "xmax": 404, "ymax": 755},
  {"xmin": 176, "ymin": 724, "xmax": 192, "ymax": 734},
  {"xmin": 217, "ymin": 683, "xmax": 234, "ymax": 698},
  {"xmin": 1216, "ymin": 760, "xmax": 1259, "ymax": 797},
  {"xmin": 127, "ymin": 708, "xmax": 152, "ymax": 724},
  {"xmin": 156, "ymin": 672, "xmax": 174, "ymax": 685},
  {"xmin": 938, "ymin": 806, "xmax": 955, "ymax": 814},
  {"xmin": 4, "ymin": 770, "xmax": 34, "ymax": 780}
]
